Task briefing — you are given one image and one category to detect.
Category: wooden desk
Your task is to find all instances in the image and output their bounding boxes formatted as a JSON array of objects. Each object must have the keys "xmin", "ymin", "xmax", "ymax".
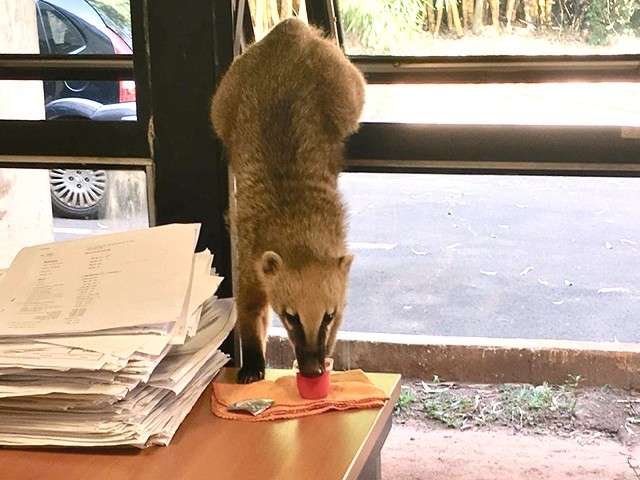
[{"xmin": 1, "ymin": 369, "xmax": 400, "ymax": 480}]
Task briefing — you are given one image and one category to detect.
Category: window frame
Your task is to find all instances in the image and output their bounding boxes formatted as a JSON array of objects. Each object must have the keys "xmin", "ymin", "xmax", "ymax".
[
  {"xmin": 0, "ymin": 0, "xmax": 234, "ymax": 305},
  {"xmin": 0, "ymin": 0, "xmax": 148, "ymax": 158},
  {"xmin": 39, "ymin": 3, "xmax": 88, "ymax": 55},
  {"xmin": 317, "ymin": 0, "xmax": 640, "ymax": 177}
]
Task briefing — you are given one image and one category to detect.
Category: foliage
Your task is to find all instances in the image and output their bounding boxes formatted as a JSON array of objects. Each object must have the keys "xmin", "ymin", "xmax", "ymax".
[
  {"xmin": 584, "ymin": 0, "xmax": 640, "ymax": 45},
  {"xmin": 423, "ymin": 392, "xmax": 475, "ymax": 428},
  {"xmin": 395, "ymin": 385, "xmax": 417, "ymax": 413},
  {"xmin": 400, "ymin": 378, "xmax": 580, "ymax": 430},
  {"xmin": 86, "ymin": 0, "xmax": 131, "ymax": 45},
  {"xmin": 338, "ymin": 0, "xmax": 640, "ymax": 51},
  {"xmin": 339, "ymin": 0, "xmax": 428, "ymax": 53}
]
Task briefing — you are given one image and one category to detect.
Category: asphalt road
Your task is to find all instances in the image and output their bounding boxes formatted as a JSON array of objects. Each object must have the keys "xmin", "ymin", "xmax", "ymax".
[
  {"xmin": 340, "ymin": 173, "xmax": 640, "ymax": 343},
  {"xmin": 52, "ymin": 173, "xmax": 639, "ymax": 343}
]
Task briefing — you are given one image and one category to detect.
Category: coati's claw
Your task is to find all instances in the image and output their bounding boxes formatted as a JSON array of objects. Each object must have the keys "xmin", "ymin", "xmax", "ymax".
[{"xmin": 238, "ymin": 365, "xmax": 265, "ymax": 384}]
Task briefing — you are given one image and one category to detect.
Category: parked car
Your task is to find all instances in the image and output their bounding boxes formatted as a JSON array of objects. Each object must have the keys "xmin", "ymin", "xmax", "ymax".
[
  {"xmin": 36, "ymin": 0, "xmax": 136, "ymax": 218},
  {"xmin": 37, "ymin": 0, "xmax": 135, "ymax": 117}
]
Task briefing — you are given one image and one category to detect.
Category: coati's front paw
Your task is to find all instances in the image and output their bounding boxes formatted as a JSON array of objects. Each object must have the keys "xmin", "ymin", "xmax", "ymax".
[{"xmin": 237, "ymin": 364, "xmax": 265, "ymax": 384}]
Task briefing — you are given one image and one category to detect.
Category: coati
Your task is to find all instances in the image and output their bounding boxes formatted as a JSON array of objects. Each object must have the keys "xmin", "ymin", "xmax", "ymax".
[{"xmin": 210, "ymin": 18, "xmax": 365, "ymax": 383}]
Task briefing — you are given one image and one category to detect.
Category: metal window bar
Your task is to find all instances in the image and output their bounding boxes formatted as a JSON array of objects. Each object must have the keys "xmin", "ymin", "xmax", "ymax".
[
  {"xmin": 346, "ymin": 123, "xmax": 640, "ymax": 177},
  {"xmin": 352, "ymin": 55, "xmax": 640, "ymax": 84},
  {"xmin": 0, "ymin": 55, "xmax": 133, "ymax": 81}
]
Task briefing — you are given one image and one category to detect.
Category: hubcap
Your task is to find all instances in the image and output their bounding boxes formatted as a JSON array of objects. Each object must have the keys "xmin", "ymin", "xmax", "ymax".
[{"xmin": 50, "ymin": 169, "xmax": 107, "ymax": 210}]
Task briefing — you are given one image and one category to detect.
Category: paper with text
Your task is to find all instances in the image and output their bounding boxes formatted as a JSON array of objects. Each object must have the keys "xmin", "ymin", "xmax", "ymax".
[{"xmin": 0, "ymin": 224, "xmax": 200, "ymax": 336}]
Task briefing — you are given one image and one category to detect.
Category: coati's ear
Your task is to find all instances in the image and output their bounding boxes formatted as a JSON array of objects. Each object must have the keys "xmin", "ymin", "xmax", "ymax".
[
  {"xmin": 261, "ymin": 251, "xmax": 283, "ymax": 277},
  {"xmin": 338, "ymin": 254, "xmax": 354, "ymax": 274}
]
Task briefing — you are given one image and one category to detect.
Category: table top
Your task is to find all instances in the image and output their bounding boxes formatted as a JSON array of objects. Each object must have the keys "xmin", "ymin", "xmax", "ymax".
[{"xmin": 0, "ymin": 368, "xmax": 401, "ymax": 480}]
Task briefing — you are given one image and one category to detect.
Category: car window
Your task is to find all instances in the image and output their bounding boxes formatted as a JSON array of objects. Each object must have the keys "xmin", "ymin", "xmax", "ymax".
[
  {"xmin": 41, "ymin": 6, "xmax": 87, "ymax": 54},
  {"xmin": 86, "ymin": 0, "xmax": 133, "ymax": 50}
]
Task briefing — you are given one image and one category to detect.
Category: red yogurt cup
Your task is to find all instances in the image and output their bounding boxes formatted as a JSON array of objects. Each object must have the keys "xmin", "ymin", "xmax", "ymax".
[{"xmin": 293, "ymin": 358, "xmax": 333, "ymax": 399}]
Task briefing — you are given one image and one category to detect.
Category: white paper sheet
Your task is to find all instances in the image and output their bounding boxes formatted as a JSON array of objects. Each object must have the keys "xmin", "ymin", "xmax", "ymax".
[
  {"xmin": 0, "ymin": 224, "xmax": 200, "ymax": 336},
  {"xmin": 0, "ymin": 224, "xmax": 235, "ymax": 448}
]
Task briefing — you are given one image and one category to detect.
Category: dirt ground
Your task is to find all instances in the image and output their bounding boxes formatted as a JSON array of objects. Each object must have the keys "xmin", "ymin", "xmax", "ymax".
[
  {"xmin": 381, "ymin": 380, "xmax": 640, "ymax": 479},
  {"xmin": 382, "ymin": 423, "xmax": 640, "ymax": 480}
]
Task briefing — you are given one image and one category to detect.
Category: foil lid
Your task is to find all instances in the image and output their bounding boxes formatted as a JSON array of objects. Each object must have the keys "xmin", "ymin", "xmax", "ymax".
[{"xmin": 227, "ymin": 398, "xmax": 274, "ymax": 416}]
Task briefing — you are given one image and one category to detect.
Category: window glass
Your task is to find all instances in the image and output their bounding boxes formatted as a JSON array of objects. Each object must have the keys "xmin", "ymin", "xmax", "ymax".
[
  {"xmin": 42, "ymin": 7, "xmax": 87, "ymax": 54},
  {"xmin": 249, "ymin": 0, "xmax": 308, "ymax": 41},
  {"xmin": 337, "ymin": 0, "xmax": 640, "ymax": 56},
  {"xmin": 0, "ymin": 0, "xmax": 132, "ymax": 54},
  {"xmin": 86, "ymin": 0, "xmax": 132, "ymax": 50},
  {"xmin": 362, "ymin": 82, "xmax": 640, "ymax": 126},
  {"xmin": 0, "ymin": 80, "xmax": 136, "ymax": 120},
  {"xmin": 0, "ymin": 167, "xmax": 149, "ymax": 269},
  {"xmin": 0, "ymin": 0, "xmax": 136, "ymax": 120},
  {"xmin": 339, "ymin": 172, "xmax": 640, "ymax": 343}
]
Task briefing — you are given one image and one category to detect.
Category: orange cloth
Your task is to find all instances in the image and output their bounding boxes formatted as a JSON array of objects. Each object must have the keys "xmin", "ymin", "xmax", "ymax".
[{"xmin": 211, "ymin": 369, "xmax": 389, "ymax": 421}]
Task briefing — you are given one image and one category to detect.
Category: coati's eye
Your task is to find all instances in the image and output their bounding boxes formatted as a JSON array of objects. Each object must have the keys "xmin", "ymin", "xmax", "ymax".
[
  {"xmin": 284, "ymin": 312, "xmax": 301, "ymax": 326},
  {"xmin": 323, "ymin": 311, "xmax": 335, "ymax": 324}
]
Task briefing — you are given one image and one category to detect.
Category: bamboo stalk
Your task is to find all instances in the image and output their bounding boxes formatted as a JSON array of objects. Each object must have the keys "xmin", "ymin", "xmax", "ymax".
[
  {"xmin": 435, "ymin": 0, "xmax": 444, "ymax": 36},
  {"xmin": 545, "ymin": 0, "xmax": 553, "ymax": 27},
  {"xmin": 489, "ymin": 0, "xmax": 500, "ymax": 28},
  {"xmin": 538, "ymin": 0, "xmax": 546, "ymax": 25},
  {"xmin": 524, "ymin": 0, "xmax": 538, "ymax": 27},
  {"xmin": 506, "ymin": 0, "xmax": 516, "ymax": 29},
  {"xmin": 280, "ymin": 0, "xmax": 292, "ymax": 18},
  {"xmin": 255, "ymin": 0, "xmax": 266, "ymax": 38},
  {"xmin": 248, "ymin": 0, "xmax": 257, "ymax": 25},
  {"xmin": 298, "ymin": 0, "xmax": 307, "ymax": 22},
  {"xmin": 447, "ymin": 0, "xmax": 465, "ymax": 37},
  {"xmin": 462, "ymin": 0, "xmax": 474, "ymax": 30},
  {"xmin": 473, "ymin": 0, "xmax": 485, "ymax": 34},
  {"xmin": 270, "ymin": 0, "xmax": 280, "ymax": 26},
  {"xmin": 425, "ymin": 0, "xmax": 437, "ymax": 33}
]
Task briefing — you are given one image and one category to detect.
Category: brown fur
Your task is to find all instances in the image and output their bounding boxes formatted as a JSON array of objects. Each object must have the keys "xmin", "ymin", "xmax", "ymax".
[{"xmin": 211, "ymin": 18, "xmax": 365, "ymax": 383}]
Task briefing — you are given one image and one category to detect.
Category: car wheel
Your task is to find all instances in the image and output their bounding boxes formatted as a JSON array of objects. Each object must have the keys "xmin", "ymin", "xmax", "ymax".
[{"xmin": 49, "ymin": 169, "xmax": 108, "ymax": 219}]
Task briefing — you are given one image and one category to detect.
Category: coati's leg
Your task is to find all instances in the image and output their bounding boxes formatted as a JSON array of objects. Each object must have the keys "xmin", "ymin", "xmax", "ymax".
[{"xmin": 237, "ymin": 267, "xmax": 271, "ymax": 383}]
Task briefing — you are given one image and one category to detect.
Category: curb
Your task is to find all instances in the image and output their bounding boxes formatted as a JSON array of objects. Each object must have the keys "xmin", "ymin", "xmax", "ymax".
[{"xmin": 266, "ymin": 328, "xmax": 640, "ymax": 388}]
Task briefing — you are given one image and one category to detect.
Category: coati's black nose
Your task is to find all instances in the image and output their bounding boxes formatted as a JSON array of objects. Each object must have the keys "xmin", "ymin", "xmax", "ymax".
[
  {"xmin": 301, "ymin": 366, "xmax": 324, "ymax": 378},
  {"xmin": 298, "ymin": 357, "xmax": 325, "ymax": 377}
]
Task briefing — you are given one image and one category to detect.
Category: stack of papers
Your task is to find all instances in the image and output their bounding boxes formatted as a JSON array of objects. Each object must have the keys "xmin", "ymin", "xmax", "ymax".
[{"xmin": 0, "ymin": 224, "xmax": 235, "ymax": 447}]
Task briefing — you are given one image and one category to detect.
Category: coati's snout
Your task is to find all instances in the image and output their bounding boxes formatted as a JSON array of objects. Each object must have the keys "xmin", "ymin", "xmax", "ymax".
[
  {"xmin": 256, "ymin": 251, "xmax": 353, "ymax": 375},
  {"xmin": 295, "ymin": 347, "xmax": 326, "ymax": 378}
]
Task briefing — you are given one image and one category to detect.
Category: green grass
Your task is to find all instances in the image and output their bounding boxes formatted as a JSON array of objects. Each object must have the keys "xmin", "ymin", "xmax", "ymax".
[
  {"xmin": 423, "ymin": 393, "xmax": 475, "ymax": 428},
  {"xmin": 395, "ymin": 385, "xmax": 416, "ymax": 413},
  {"xmin": 403, "ymin": 375, "xmax": 581, "ymax": 430},
  {"xmin": 497, "ymin": 383, "xmax": 577, "ymax": 428}
]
